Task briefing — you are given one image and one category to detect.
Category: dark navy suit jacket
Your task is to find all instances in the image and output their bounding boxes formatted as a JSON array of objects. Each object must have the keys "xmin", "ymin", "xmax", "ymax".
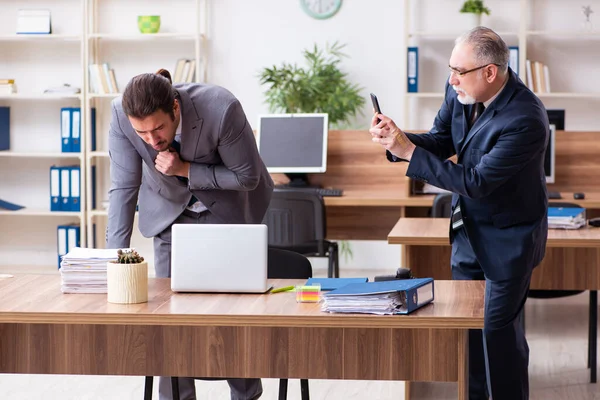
[{"xmin": 391, "ymin": 69, "xmax": 549, "ymax": 281}]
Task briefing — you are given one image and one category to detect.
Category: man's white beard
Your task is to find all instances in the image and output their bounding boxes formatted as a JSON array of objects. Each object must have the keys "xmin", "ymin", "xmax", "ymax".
[{"xmin": 453, "ymin": 86, "xmax": 476, "ymax": 105}]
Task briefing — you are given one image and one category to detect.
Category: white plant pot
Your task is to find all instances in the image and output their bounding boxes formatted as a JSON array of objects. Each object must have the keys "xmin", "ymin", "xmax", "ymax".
[
  {"xmin": 107, "ymin": 261, "xmax": 148, "ymax": 304},
  {"xmin": 465, "ymin": 13, "xmax": 482, "ymax": 28}
]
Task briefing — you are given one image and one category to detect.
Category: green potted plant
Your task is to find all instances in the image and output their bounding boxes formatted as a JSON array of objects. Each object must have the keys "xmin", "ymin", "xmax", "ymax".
[
  {"xmin": 107, "ymin": 249, "xmax": 148, "ymax": 304},
  {"xmin": 460, "ymin": 0, "xmax": 491, "ymax": 27},
  {"xmin": 258, "ymin": 41, "xmax": 364, "ymax": 129}
]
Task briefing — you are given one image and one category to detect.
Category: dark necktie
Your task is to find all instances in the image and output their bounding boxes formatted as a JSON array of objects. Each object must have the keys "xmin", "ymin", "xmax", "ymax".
[
  {"xmin": 170, "ymin": 139, "xmax": 198, "ymax": 207},
  {"xmin": 468, "ymin": 102, "xmax": 485, "ymax": 130}
]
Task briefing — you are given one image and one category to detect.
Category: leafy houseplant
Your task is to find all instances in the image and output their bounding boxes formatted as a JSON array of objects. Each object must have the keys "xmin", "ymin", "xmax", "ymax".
[
  {"xmin": 460, "ymin": 0, "xmax": 491, "ymax": 15},
  {"xmin": 107, "ymin": 249, "xmax": 148, "ymax": 304},
  {"xmin": 258, "ymin": 41, "xmax": 364, "ymax": 128},
  {"xmin": 460, "ymin": 0, "xmax": 490, "ymax": 27}
]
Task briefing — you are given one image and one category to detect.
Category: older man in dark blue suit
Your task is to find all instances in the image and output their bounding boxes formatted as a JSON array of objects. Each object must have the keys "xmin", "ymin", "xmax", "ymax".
[{"xmin": 370, "ymin": 27, "xmax": 548, "ymax": 399}]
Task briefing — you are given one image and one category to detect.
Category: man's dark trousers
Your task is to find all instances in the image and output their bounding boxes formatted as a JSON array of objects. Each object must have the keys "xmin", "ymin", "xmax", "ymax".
[{"xmin": 451, "ymin": 227, "xmax": 532, "ymax": 400}]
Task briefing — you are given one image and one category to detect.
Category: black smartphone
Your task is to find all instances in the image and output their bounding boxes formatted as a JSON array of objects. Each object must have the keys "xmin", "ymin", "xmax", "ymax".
[{"xmin": 370, "ymin": 93, "xmax": 382, "ymax": 123}]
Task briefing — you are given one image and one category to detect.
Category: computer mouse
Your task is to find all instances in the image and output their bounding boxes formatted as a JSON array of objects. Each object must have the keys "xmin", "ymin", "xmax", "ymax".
[{"xmin": 574, "ymin": 192, "xmax": 585, "ymax": 200}]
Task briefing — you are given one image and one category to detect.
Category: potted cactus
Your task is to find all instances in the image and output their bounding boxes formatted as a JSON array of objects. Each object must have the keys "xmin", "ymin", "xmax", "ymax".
[{"xmin": 107, "ymin": 249, "xmax": 148, "ymax": 304}]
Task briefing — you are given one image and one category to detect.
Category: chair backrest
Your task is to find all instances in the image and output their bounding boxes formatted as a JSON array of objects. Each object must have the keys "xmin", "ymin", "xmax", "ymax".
[
  {"xmin": 267, "ymin": 247, "xmax": 313, "ymax": 279},
  {"xmin": 431, "ymin": 193, "xmax": 453, "ymax": 218},
  {"xmin": 262, "ymin": 189, "xmax": 326, "ymax": 247}
]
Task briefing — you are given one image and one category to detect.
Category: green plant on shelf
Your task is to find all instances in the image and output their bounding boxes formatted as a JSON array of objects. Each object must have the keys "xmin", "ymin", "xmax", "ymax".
[{"xmin": 460, "ymin": 0, "xmax": 491, "ymax": 15}]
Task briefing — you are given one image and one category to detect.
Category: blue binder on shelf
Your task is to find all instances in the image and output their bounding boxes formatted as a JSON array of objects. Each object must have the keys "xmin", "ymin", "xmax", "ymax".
[
  {"xmin": 0, "ymin": 106, "xmax": 9, "ymax": 151},
  {"xmin": 69, "ymin": 166, "xmax": 81, "ymax": 212},
  {"xmin": 324, "ymin": 278, "xmax": 434, "ymax": 314},
  {"xmin": 57, "ymin": 224, "xmax": 80, "ymax": 269},
  {"xmin": 306, "ymin": 277, "xmax": 368, "ymax": 291},
  {"xmin": 60, "ymin": 166, "xmax": 70, "ymax": 211},
  {"xmin": 57, "ymin": 225, "xmax": 69, "ymax": 268},
  {"xmin": 90, "ymin": 107, "xmax": 97, "ymax": 151},
  {"xmin": 50, "ymin": 166, "xmax": 61, "ymax": 211},
  {"xmin": 407, "ymin": 46, "xmax": 419, "ymax": 93},
  {"xmin": 71, "ymin": 108, "xmax": 81, "ymax": 153},
  {"xmin": 60, "ymin": 107, "xmax": 72, "ymax": 152}
]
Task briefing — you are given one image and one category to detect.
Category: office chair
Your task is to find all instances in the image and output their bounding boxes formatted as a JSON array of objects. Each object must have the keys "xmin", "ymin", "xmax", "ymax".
[
  {"xmin": 527, "ymin": 202, "xmax": 597, "ymax": 383},
  {"xmin": 142, "ymin": 249, "xmax": 314, "ymax": 400},
  {"xmin": 263, "ymin": 189, "xmax": 339, "ymax": 278},
  {"xmin": 431, "ymin": 193, "xmax": 452, "ymax": 218},
  {"xmin": 268, "ymin": 247, "xmax": 312, "ymax": 400}
]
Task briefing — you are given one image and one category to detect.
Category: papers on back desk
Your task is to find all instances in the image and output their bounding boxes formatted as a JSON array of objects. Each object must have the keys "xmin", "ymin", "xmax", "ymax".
[{"xmin": 548, "ymin": 207, "xmax": 586, "ymax": 229}]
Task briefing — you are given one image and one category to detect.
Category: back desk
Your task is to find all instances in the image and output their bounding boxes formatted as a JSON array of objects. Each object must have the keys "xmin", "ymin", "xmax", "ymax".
[{"xmin": 301, "ymin": 130, "xmax": 600, "ymax": 240}]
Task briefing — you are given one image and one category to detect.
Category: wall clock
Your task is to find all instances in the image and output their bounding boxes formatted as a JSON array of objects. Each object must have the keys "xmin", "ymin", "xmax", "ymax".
[{"xmin": 300, "ymin": 0, "xmax": 343, "ymax": 20}]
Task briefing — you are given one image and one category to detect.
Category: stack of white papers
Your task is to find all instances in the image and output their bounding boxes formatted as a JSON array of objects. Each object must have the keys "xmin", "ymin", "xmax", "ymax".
[
  {"xmin": 548, "ymin": 207, "xmax": 586, "ymax": 230},
  {"xmin": 59, "ymin": 247, "xmax": 125, "ymax": 294},
  {"xmin": 322, "ymin": 292, "xmax": 407, "ymax": 315}
]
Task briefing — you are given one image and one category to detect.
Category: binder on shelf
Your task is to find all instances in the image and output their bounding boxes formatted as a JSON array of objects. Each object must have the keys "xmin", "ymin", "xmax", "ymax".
[
  {"xmin": 60, "ymin": 166, "xmax": 70, "ymax": 211},
  {"xmin": 71, "ymin": 108, "xmax": 81, "ymax": 152},
  {"xmin": 407, "ymin": 47, "xmax": 418, "ymax": 93},
  {"xmin": 91, "ymin": 165, "xmax": 97, "ymax": 210},
  {"xmin": 90, "ymin": 107, "xmax": 97, "ymax": 151},
  {"xmin": 0, "ymin": 198, "xmax": 24, "ymax": 211},
  {"xmin": 61, "ymin": 107, "xmax": 72, "ymax": 152},
  {"xmin": 509, "ymin": 46, "xmax": 519, "ymax": 75},
  {"xmin": 0, "ymin": 107, "xmax": 9, "ymax": 151},
  {"xmin": 69, "ymin": 166, "xmax": 80, "ymax": 212},
  {"xmin": 67, "ymin": 225, "xmax": 81, "ymax": 255},
  {"xmin": 57, "ymin": 225, "xmax": 68, "ymax": 269},
  {"xmin": 322, "ymin": 278, "xmax": 434, "ymax": 315},
  {"xmin": 50, "ymin": 166, "xmax": 61, "ymax": 211}
]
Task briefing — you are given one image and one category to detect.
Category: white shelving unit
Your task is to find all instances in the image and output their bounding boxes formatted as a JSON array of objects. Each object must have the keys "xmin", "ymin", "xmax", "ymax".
[
  {"xmin": 403, "ymin": 0, "xmax": 600, "ymax": 131},
  {"xmin": 0, "ymin": 0, "xmax": 87, "ymax": 269},
  {"xmin": 84, "ymin": 0, "xmax": 208, "ymax": 254}
]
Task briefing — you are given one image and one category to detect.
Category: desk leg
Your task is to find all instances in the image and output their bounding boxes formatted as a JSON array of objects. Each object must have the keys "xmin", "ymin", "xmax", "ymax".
[
  {"xmin": 458, "ymin": 330, "xmax": 469, "ymax": 400},
  {"xmin": 404, "ymin": 381, "xmax": 411, "ymax": 400}
]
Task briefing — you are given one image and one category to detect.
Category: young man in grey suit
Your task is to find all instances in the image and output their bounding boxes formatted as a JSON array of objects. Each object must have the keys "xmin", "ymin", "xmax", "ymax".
[
  {"xmin": 370, "ymin": 27, "xmax": 548, "ymax": 400},
  {"xmin": 106, "ymin": 69, "xmax": 273, "ymax": 400}
]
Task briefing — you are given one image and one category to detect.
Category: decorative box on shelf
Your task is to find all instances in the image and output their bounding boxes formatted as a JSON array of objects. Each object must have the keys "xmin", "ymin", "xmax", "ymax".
[{"xmin": 16, "ymin": 9, "xmax": 52, "ymax": 34}]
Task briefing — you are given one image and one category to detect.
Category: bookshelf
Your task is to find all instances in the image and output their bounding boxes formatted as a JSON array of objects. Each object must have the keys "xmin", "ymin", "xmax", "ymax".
[
  {"xmin": 0, "ymin": 0, "xmax": 87, "ymax": 269},
  {"xmin": 0, "ymin": 0, "xmax": 208, "ymax": 270},
  {"xmin": 84, "ymin": 0, "xmax": 208, "ymax": 262},
  {"xmin": 403, "ymin": 0, "xmax": 600, "ymax": 131}
]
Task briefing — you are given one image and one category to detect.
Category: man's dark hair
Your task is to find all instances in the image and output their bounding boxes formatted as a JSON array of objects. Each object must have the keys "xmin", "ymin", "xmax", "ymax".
[{"xmin": 122, "ymin": 69, "xmax": 177, "ymax": 120}]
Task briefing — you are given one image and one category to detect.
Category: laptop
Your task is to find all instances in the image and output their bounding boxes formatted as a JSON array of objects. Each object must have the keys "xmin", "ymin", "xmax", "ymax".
[{"xmin": 170, "ymin": 224, "xmax": 271, "ymax": 293}]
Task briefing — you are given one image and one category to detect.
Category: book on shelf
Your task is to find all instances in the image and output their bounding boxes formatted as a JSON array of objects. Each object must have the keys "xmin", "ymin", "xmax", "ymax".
[
  {"xmin": 89, "ymin": 63, "xmax": 119, "ymax": 94},
  {"xmin": 0, "ymin": 83, "xmax": 16, "ymax": 95},
  {"xmin": 173, "ymin": 58, "xmax": 196, "ymax": 83},
  {"xmin": 526, "ymin": 59, "xmax": 551, "ymax": 93}
]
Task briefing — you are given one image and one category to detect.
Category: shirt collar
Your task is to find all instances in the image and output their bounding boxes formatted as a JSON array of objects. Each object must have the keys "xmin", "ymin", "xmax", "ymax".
[
  {"xmin": 483, "ymin": 75, "xmax": 509, "ymax": 109},
  {"xmin": 175, "ymin": 110, "xmax": 182, "ymax": 137}
]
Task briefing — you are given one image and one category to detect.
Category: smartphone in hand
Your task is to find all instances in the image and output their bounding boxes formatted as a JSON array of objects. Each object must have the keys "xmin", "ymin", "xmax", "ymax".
[{"xmin": 370, "ymin": 93, "xmax": 382, "ymax": 123}]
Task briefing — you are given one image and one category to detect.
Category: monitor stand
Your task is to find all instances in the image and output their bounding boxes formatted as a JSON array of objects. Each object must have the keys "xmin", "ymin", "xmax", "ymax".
[{"xmin": 275, "ymin": 173, "xmax": 320, "ymax": 189}]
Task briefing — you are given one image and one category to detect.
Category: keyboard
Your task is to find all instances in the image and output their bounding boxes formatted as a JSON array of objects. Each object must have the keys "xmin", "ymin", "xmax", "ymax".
[{"xmin": 274, "ymin": 185, "xmax": 344, "ymax": 197}]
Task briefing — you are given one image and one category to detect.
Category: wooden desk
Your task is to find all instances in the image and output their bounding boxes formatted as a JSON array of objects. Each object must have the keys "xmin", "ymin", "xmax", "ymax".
[
  {"xmin": 388, "ymin": 217, "xmax": 600, "ymax": 386},
  {"xmin": 0, "ymin": 274, "xmax": 483, "ymax": 400},
  {"xmin": 388, "ymin": 218, "xmax": 600, "ymax": 290}
]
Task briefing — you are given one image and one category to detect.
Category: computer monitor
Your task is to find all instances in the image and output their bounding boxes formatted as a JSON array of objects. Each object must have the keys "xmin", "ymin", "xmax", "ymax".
[
  {"xmin": 256, "ymin": 113, "xmax": 328, "ymax": 187},
  {"xmin": 545, "ymin": 124, "xmax": 556, "ymax": 184}
]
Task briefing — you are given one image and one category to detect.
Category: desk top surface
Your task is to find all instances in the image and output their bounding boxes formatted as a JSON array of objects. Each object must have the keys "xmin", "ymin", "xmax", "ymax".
[
  {"xmin": 0, "ymin": 274, "xmax": 484, "ymax": 329},
  {"xmin": 388, "ymin": 217, "xmax": 600, "ymax": 247},
  {"xmin": 322, "ymin": 190, "xmax": 600, "ymax": 208}
]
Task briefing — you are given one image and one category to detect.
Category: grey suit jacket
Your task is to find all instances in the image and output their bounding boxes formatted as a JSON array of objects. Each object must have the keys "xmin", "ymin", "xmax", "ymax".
[{"xmin": 106, "ymin": 83, "xmax": 274, "ymax": 248}]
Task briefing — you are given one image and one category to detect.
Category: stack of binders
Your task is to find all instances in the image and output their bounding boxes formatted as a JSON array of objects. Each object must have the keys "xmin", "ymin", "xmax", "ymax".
[
  {"xmin": 57, "ymin": 224, "xmax": 80, "ymax": 269},
  {"xmin": 50, "ymin": 166, "xmax": 81, "ymax": 212},
  {"xmin": 60, "ymin": 107, "xmax": 96, "ymax": 153},
  {"xmin": 548, "ymin": 207, "xmax": 586, "ymax": 229},
  {"xmin": 322, "ymin": 278, "xmax": 434, "ymax": 315}
]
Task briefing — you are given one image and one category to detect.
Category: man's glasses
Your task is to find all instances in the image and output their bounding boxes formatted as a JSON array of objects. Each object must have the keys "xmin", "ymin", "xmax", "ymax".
[{"xmin": 448, "ymin": 63, "xmax": 500, "ymax": 77}]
